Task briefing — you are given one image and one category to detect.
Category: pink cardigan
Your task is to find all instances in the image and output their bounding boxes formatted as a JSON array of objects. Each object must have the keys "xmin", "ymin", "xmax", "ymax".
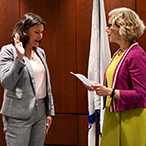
[{"xmin": 103, "ymin": 42, "xmax": 146, "ymax": 112}]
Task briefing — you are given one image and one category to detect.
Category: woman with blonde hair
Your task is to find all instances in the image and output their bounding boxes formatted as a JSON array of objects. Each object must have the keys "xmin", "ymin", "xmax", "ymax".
[{"xmin": 85, "ymin": 7, "xmax": 146, "ymax": 146}]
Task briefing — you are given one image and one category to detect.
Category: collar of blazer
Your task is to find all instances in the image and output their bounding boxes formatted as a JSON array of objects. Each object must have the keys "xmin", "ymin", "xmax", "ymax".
[
  {"xmin": 109, "ymin": 42, "xmax": 138, "ymax": 112},
  {"xmin": 35, "ymin": 47, "xmax": 50, "ymax": 77},
  {"xmin": 23, "ymin": 53, "xmax": 36, "ymax": 94},
  {"xmin": 35, "ymin": 47, "xmax": 52, "ymax": 93},
  {"xmin": 23, "ymin": 47, "xmax": 50, "ymax": 93}
]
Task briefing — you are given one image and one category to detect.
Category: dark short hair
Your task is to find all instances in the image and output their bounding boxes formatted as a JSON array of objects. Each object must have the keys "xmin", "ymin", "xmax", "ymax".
[{"xmin": 10, "ymin": 13, "xmax": 45, "ymax": 48}]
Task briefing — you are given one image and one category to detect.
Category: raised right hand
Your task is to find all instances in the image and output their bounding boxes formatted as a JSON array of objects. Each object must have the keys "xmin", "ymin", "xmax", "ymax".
[{"xmin": 13, "ymin": 33, "xmax": 25, "ymax": 61}]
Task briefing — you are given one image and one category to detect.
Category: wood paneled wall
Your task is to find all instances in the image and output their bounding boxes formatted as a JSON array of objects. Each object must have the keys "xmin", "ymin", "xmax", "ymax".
[
  {"xmin": 0, "ymin": 1, "xmax": 19, "ymax": 146},
  {"xmin": 0, "ymin": 0, "xmax": 146, "ymax": 146}
]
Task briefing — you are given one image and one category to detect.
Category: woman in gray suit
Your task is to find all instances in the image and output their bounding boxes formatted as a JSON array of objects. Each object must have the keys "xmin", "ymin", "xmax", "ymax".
[{"xmin": 0, "ymin": 13, "xmax": 55, "ymax": 146}]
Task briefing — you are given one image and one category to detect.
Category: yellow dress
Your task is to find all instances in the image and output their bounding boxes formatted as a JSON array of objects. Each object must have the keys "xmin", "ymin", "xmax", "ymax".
[{"xmin": 100, "ymin": 52, "xmax": 146, "ymax": 146}]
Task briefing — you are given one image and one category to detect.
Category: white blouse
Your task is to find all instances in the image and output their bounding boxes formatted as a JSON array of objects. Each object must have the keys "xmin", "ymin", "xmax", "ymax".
[{"xmin": 30, "ymin": 58, "xmax": 46, "ymax": 100}]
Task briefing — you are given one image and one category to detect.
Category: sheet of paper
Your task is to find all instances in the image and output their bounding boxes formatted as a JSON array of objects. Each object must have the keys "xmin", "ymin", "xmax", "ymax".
[{"xmin": 70, "ymin": 72, "xmax": 92, "ymax": 87}]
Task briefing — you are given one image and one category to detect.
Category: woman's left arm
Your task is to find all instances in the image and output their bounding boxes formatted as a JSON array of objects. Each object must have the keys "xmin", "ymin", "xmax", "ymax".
[
  {"xmin": 46, "ymin": 116, "xmax": 52, "ymax": 135},
  {"xmin": 119, "ymin": 49, "xmax": 146, "ymax": 104},
  {"xmin": 91, "ymin": 82, "xmax": 120, "ymax": 99}
]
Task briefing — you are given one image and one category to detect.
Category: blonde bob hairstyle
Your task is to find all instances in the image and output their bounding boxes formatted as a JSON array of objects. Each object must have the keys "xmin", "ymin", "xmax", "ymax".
[{"xmin": 108, "ymin": 7, "xmax": 145, "ymax": 42}]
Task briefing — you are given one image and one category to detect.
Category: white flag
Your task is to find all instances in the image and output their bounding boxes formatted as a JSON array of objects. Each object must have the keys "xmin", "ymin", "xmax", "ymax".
[{"xmin": 88, "ymin": 0, "xmax": 111, "ymax": 145}]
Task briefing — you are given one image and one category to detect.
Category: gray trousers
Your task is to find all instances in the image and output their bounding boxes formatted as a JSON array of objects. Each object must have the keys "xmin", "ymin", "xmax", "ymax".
[{"xmin": 3, "ymin": 99, "xmax": 46, "ymax": 146}]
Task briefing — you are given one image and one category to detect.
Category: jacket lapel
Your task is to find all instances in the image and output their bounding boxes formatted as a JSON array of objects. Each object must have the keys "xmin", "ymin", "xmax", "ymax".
[
  {"xmin": 35, "ymin": 48, "xmax": 49, "ymax": 75},
  {"xmin": 23, "ymin": 47, "xmax": 50, "ymax": 96},
  {"xmin": 112, "ymin": 42, "xmax": 138, "ymax": 89},
  {"xmin": 23, "ymin": 54, "xmax": 36, "ymax": 94},
  {"xmin": 110, "ymin": 42, "xmax": 138, "ymax": 112},
  {"xmin": 35, "ymin": 48, "xmax": 50, "ymax": 90}
]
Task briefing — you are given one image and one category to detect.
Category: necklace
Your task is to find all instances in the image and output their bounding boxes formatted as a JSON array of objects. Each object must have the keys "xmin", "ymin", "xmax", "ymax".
[
  {"xmin": 116, "ymin": 49, "xmax": 126, "ymax": 58},
  {"xmin": 31, "ymin": 50, "xmax": 34, "ymax": 59},
  {"xmin": 26, "ymin": 49, "xmax": 35, "ymax": 60}
]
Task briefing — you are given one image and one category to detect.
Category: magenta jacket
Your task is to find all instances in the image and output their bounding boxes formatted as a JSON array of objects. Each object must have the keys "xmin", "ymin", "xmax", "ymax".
[{"xmin": 104, "ymin": 42, "xmax": 146, "ymax": 112}]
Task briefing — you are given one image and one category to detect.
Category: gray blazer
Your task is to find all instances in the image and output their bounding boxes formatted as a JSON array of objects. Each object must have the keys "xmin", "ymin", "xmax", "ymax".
[{"xmin": 0, "ymin": 44, "xmax": 55, "ymax": 119}]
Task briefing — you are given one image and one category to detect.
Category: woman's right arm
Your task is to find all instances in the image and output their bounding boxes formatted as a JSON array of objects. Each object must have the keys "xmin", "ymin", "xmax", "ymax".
[{"xmin": 0, "ymin": 45, "xmax": 25, "ymax": 90}]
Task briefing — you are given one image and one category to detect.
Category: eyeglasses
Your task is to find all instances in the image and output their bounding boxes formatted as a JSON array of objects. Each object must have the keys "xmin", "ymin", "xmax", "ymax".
[
  {"xmin": 107, "ymin": 23, "xmax": 112, "ymax": 28},
  {"xmin": 107, "ymin": 23, "xmax": 120, "ymax": 29}
]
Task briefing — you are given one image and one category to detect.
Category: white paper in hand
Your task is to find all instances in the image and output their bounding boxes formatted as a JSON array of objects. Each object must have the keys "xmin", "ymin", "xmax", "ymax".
[{"xmin": 70, "ymin": 72, "xmax": 92, "ymax": 87}]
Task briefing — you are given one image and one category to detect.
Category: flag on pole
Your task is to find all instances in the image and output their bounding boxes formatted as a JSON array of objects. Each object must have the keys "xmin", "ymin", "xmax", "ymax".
[{"xmin": 88, "ymin": 0, "xmax": 111, "ymax": 145}]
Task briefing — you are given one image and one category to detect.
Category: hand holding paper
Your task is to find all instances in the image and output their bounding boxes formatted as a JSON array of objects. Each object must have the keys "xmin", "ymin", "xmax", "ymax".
[{"xmin": 70, "ymin": 72, "xmax": 94, "ymax": 90}]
